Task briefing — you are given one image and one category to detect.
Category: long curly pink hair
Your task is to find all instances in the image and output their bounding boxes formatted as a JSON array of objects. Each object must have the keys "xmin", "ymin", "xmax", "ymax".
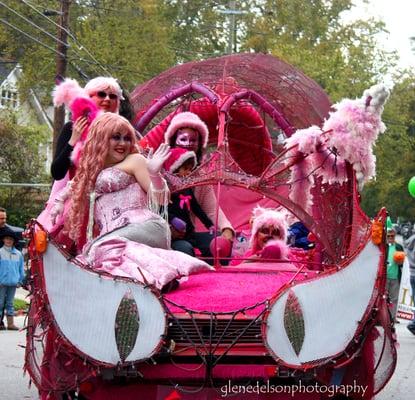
[{"xmin": 65, "ymin": 113, "xmax": 136, "ymax": 242}]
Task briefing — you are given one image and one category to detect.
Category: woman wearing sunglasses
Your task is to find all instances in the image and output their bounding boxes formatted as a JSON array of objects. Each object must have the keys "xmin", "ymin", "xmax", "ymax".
[{"xmin": 51, "ymin": 76, "xmax": 125, "ymax": 181}]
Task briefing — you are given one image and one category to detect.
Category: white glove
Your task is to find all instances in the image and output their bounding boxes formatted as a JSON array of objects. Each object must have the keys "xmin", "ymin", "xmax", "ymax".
[
  {"xmin": 50, "ymin": 180, "xmax": 73, "ymax": 225},
  {"xmin": 146, "ymin": 143, "xmax": 170, "ymax": 176},
  {"xmin": 50, "ymin": 200, "xmax": 65, "ymax": 226}
]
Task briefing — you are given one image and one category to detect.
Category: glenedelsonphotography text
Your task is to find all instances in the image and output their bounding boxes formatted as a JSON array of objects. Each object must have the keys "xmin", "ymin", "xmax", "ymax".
[{"xmin": 220, "ymin": 380, "xmax": 368, "ymax": 398}]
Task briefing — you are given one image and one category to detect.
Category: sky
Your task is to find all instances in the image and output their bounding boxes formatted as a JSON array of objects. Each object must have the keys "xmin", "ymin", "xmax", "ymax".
[{"xmin": 346, "ymin": 0, "xmax": 415, "ymax": 69}]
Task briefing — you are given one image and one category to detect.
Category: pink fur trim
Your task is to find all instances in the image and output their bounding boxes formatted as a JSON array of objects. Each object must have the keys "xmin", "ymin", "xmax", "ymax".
[
  {"xmin": 261, "ymin": 239, "xmax": 289, "ymax": 260},
  {"xmin": 52, "ymin": 78, "xmax": 87, "ymax": 107},
  {"xmin": 311, "ymin": 149, "xmax": 348, "ymax": 185},
  {"xmin": 70, "ymin": 97, "xmax": 101, "ymax": 124},
  {"xmin": 164, "ymin": 112, "xmax": 209, "ymax": 148},
  {"xmin": 69, "ymin": 98, "xmax": 102, "ymax": 167},
  {"xmin": 164, "ymin": 148, "xmax": 197, "ymax": 173}
]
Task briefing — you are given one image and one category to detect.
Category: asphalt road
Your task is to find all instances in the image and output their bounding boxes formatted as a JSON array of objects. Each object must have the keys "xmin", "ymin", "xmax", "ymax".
[
  {"xmin": 0, "ymin": 315, "xmax": 38, "ymax": 400},
  {"xmin": 1, "ymin": 315, "xmax": 414, "ymax": 399}
]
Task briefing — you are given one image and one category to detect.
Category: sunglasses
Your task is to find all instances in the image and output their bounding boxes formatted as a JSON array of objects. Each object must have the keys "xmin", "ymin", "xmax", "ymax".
[{"xmin": 95, "ymin": 91, "xmax": 118, "ymax": 100}]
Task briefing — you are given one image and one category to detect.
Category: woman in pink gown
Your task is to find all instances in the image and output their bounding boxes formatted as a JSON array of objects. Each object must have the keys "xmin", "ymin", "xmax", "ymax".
[{"xmin": 61, "ymin": 113, "xmax": 211, "ymax": 290}]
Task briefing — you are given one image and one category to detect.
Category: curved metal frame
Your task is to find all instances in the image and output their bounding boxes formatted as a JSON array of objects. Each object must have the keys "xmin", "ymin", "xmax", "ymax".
[{"xmin": 134, "ymin": 82, "xmax": 218, "ymax": 133}]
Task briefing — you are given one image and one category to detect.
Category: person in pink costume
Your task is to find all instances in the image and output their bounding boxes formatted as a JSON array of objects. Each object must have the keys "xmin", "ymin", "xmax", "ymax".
[
  {"xmin": 55, "ymin": 113, "xmax": 212, "ymax": 290},
  {"xmin": 38, "ymin": 77, "xmax": 127, "ymax": 236},
  {"xmin": 164, "ymin": 112, "xmax": 234, "ymax": 260},
  {"xmin": 230, "ymin": 207, "xmax": 289, "ymax": 266}
]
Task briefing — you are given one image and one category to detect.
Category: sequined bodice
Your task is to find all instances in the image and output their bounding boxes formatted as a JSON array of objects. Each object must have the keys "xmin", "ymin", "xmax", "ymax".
[{"xmin": 94, "ymin": 167, "xmax": 154, "ymax": 235}]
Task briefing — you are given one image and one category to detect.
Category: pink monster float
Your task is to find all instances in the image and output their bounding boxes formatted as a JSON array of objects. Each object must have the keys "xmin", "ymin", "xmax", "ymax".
[{"xmin": 25, "ymin": 53, "xmax": 395, "ymax": 400}]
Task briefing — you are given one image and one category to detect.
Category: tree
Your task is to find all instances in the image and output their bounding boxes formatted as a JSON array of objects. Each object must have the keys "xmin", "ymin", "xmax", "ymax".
[
  {"xmin": 0, "ymin": 0, "xmax": 177, "ymax": 97},
  {"xmin": 241, "ymin": 0, "xmax": 397, "ymax": 100},
  {"xmin": 360, "ymin": 72, "xmax": 415, "ymax": 220},
  {"xmin": 0, "ymin": 113, "xmax": 50, "ymax": 226},
  {"xmin": 0, "ymin": 0, "xmax": 409, "ymax": 223}
]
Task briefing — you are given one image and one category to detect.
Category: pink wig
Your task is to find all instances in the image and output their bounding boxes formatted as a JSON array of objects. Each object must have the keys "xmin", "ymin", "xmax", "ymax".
[
  {"xmin": 250, "ymin": 206, "xmax": 288, "ymax": 253},
  {"xmin": 65, "ymin": 113, "xmax": 136, "ymax": 243}
]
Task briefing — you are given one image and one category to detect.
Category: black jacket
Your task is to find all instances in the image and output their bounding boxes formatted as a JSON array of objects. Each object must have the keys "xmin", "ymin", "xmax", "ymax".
[
  {"xmin": 50, "ymin": 122, "xmax": 74, "ymax": 180},
  {"xmin": 168, "ymin": 188, "xmax": 213, "ymax": 235}
]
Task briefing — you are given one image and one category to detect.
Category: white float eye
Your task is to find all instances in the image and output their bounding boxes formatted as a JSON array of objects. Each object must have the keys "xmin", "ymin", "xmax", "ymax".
[
  {"xmin": 43, "ymin": 243, "xmax": 166, "ymax": 365},
  {"xmin": 263, "ymin": 240, "xmax": 380, "ymax": 367}
]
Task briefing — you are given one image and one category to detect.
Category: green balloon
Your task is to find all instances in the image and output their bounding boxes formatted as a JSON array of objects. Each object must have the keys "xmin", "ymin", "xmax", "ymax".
[{"xmin": 408, "ymin": 176, "xmax": 415, "ymax": 197}]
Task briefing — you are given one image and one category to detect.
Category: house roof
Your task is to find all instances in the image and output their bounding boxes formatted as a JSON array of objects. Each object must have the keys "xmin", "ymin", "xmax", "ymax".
[{"xmin": 0, "ymin": 60, "xmax": 18, "ymax": 84}]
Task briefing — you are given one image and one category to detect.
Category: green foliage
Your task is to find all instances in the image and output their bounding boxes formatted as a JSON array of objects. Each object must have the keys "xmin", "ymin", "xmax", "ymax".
[
  {"xmin": 360, "ymin": 73, "xmax": 415, "ymax": 220},
  {"xmin": 0, "ymin": 0, "xmax": 396, "ymax": 98},
  {"xmin": 0, "ymin": 113, "xmax": 50, "ymax": 226},
  {"xmin": 0, "ymin": 0, "xmax": 413, "ymax": 222},
  {"xmin": 241, "ymin": 0, "xmax": 396, "ymax": 100},
  {"xmin": 71, "ymin": 0, "xmax": 177, "ymax": 88},
  {"xmin": 163, "ymin": 0, "xmax": 230, "ymax": 60},
  {"xmin": 13, "ymin": 298, "xmax": 29, "ymax": 312}
]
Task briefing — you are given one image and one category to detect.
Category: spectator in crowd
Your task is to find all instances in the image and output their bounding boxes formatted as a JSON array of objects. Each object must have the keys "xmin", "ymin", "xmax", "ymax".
[
  {"xmin": 386, "ymin": 228, "xmax": 404, "ymax": 323},
  {"xmin": 0, "ymin": 227, "xmax": 25, "ymax": 330},
  {"xmin": 404, "ymin": 233, "xmax": 415, "ymax": 335},
  {"xmin": 0, "ymin": 207, "xmax": 6, "ymax": 330}
]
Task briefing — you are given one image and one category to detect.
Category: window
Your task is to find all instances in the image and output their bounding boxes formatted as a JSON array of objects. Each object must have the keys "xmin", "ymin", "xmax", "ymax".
[{"xmin": 0, "ymin": 88, "xmax": 18, "ymax": 109}]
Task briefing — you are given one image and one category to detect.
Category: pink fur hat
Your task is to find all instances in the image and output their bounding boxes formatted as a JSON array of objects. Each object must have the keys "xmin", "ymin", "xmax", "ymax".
[
  {"xmin": 164, "ymin": 112, "xmax": 209, "ymax": 148},
  {"xmin": 250, "ymin": 206, "xmax": 288, "ymax": 246},
  {"xmin": 164, "ymin": 148, "xmax": 197, "ymax": 173}
]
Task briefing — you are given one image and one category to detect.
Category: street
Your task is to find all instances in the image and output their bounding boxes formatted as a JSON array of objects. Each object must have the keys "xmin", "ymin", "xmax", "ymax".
[{"xmin": 0, "ymin": 315, "xmax": 414, "ymax": 399}]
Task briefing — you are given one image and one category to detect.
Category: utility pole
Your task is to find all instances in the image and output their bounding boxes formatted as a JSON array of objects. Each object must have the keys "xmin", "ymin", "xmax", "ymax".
[
  {"xmin": 52, "ymin": 0, "xmax": 70, "ymax": 157},
  {"xmin": 218, "ymin": 1, "xmax": 247, "ymax": 54},
  {"xmin": 227, "ymin": 0, "xmax": 236, "ymax": 54}
]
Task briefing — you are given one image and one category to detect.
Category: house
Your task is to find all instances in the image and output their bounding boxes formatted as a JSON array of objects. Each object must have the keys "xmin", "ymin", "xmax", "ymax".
[{"xmin": 0, "ymin": 59, "xmax": 53, "ymax": 170}]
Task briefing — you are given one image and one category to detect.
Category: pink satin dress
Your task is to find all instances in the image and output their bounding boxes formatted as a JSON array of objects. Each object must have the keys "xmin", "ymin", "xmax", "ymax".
[{"xmin": 79, "ymin": 167, "xmax": 212, "ymax": 289}]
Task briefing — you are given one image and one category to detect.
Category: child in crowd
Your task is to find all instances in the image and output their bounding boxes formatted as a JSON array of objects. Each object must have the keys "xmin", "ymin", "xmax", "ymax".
[
  {"xmin": 230, "ymin": 207, "xmax": 289, "ymax": 265},
  {"xmin": 164, "ymin": 148, "xmax": 214, "ymax": 254},
  {"xmin": 0, "ymin": 228, "xmax": 24, "ymax": 330}
]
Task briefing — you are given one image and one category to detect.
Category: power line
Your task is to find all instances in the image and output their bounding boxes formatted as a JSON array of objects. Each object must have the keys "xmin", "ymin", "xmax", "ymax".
[
  {"xmin": 76, "ymin": 3, "xmax": 143, "ymax": 15},
  {"xmin": 1, "ymin": 1, "xmax": 97, "ymax": 78},
  {"xmin": 21, "ymin": 0, "xmax": 111, "ymax": 76},
  {"xmin": 0, "ymin": 1, "xmax": 69, "ymax": 47},
  {"xmin": 0, "ymin": 18, "xmax": 66, "ymax": 58},
  {"xmin": 0, "ymin": 17, "xmax": 89, "ymax": 80}
]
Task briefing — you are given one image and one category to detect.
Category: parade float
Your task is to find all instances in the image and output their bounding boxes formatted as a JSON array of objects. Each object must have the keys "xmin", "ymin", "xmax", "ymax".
[{"xmin": 24, "ymin": 53, "xmax": 396, "ymax": 399}]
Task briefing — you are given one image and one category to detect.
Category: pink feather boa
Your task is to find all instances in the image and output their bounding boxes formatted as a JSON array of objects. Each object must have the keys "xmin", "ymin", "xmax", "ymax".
[
  {"xmin": 69, "ymin": 97, "xmax": 101, "ymax": 166},
  {"xmin": 284, "ymin": 84, "xmax": 389, "ymax": 210}
]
